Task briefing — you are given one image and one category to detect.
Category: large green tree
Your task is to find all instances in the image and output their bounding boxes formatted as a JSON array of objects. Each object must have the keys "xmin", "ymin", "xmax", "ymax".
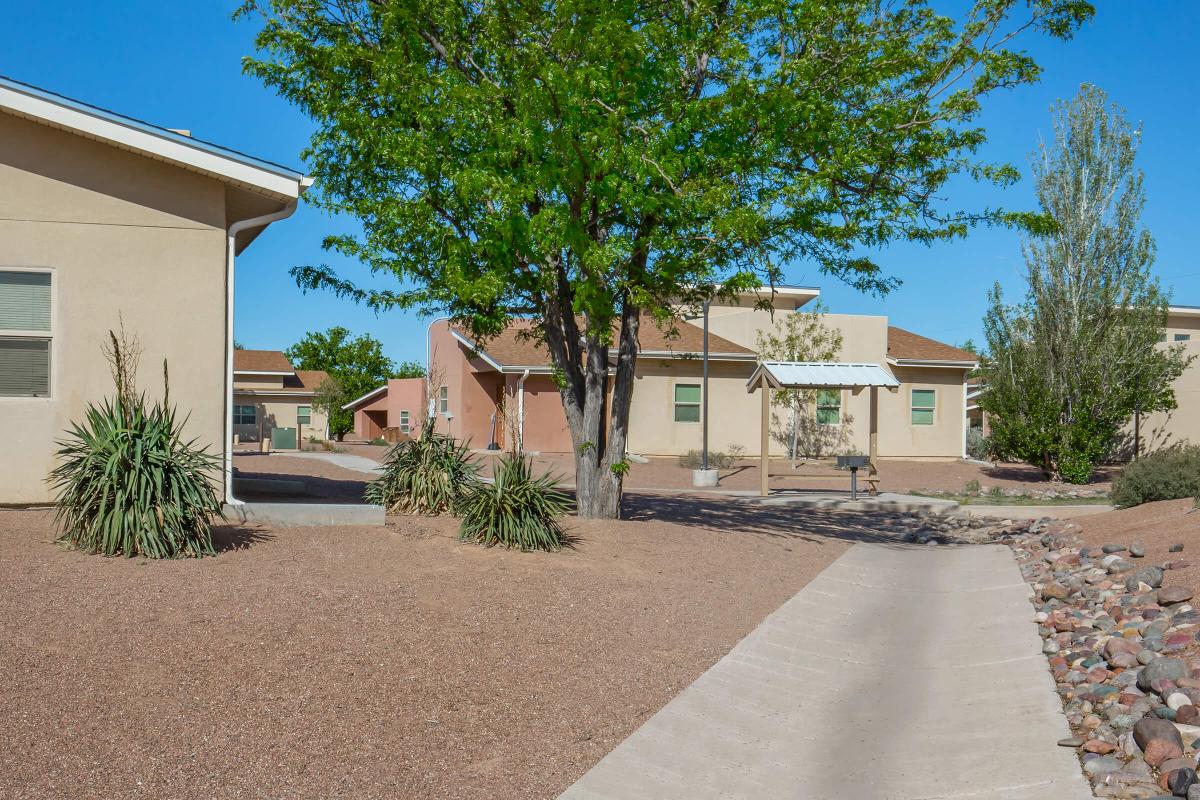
[
  {"xmin": 286, "ymin": 327, "xmax": 423, "ymax": 439},
  {"xmin": 980, "ymin": 85, "xmax": 1192, "ymax": 483},
  {"xmin": 241, "ymin": 0, "xmax": 1090, "ymax": 517}
]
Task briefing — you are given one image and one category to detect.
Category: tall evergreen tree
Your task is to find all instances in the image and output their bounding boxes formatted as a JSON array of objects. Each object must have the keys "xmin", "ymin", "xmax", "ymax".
[{"xmin": 981, "ymin": 85, "xmax": 1192, "ymax": 482}]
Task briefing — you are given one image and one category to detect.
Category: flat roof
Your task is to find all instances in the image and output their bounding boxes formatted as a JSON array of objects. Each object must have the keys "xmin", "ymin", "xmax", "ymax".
[{"xmin": 0, "ymin": 74, "xmax": 311, "ymax": 199}]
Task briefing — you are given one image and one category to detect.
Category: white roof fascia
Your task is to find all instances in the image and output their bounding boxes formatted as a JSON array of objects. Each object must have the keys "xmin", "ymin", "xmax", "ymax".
[
  {"xmin": 887, "ymin": 356, "xmax": 979, "ymax": 369},
  {"xmin": 747, "ymin": 361, "xmax": 901, "ymax": 392},
  {"xmin": 341, "ymin": 384, "xmax": 390, "ymax": 411},
  {"xmin": 0, "ymin": 75, "xmax": 309, "ymax": 199}
]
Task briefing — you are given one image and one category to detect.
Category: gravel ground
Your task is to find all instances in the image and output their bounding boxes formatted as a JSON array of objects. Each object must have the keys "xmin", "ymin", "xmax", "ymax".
[
  {"xmin": 248, "ymin": 445, "xmax": 1117, "ymax": 496},
  {"xmin": 1073, "ymin": 498, "xmax": 1200, "ymax": 594},
  {"xmin": 0, "ymin": 498, "xmax": 892, "ymax": 800}
]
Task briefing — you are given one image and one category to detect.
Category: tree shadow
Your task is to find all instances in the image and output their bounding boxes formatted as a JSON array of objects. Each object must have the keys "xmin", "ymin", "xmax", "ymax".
[
  {"xmin": 234, "ymin": 470, "xmax": 370, "ymax": 503},
  {"xmin": 616, "ymin": 493, "xmax": 915, "ymax": 545},
  {"xmin": 980, "ymin": 462, "xmax": 1118, "ymax": 486}
]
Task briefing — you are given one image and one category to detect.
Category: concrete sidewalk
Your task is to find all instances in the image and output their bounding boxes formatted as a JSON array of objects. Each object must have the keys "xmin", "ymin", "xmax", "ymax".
[
  {"xmin": 271, "ymin": 451, "xmax": 385, "ymax": 475},
  {"xmin": 560, "ymin": 542, "xmax": 1090, "ymax": 800}
]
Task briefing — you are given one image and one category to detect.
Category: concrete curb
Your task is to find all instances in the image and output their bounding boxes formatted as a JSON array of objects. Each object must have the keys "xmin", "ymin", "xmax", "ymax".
[{"xmin": 223, "ymin": 502, "xmax": 385, "ymax": 527}]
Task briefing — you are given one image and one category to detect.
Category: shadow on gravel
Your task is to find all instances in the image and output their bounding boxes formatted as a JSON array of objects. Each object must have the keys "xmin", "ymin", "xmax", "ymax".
[
  {"xmin": 210, "ymin": 525, "xmax": 274, "ymax": 553},
  {"xmin": 619, "ymin": 494, "xmax": 908, "ymax": 545}
]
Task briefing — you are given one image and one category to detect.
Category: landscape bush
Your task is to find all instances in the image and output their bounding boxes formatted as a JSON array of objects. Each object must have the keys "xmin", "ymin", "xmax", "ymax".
[
  {"xmin": 1110, "ymin": 445, "xmax": 1200, "ymax": 508},
  {"xmin": 458, "ymin": 454, "xmax": 571, "ymax": 551},
  {"xmin": 365, "ymin": 423, "xmax": 478, "ymax": 514},
  {"xmin": 50, "ymin": 332, "xmax": 221, "ymax": 558},
  {"xmin": 966, "ymin": 428, "xmax": 992, "ymax": 461},
  {"xmin": 678, "ymin": 445, "xmax": 745, "ymax": 470}
]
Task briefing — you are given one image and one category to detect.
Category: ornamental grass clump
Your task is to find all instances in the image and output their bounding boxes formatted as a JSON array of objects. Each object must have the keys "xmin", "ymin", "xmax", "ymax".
[
  {"xmin": 458, "ymin": 454, "xmax": 572, "ymax": 552},
  {"xmin": 49, "ymin": 329, "xmax": 222, "ymax": 558},
  {"xmin": 365, "ymin": 421, "xmax": 478, "ymax": 514}
]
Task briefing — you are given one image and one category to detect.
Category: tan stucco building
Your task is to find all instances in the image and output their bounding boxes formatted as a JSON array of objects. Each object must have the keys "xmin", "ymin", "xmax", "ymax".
[
  {"xmin": 233, "ymin": 350, "xmax": 330, "ymax": 447},
  {"xmin": 1138, "ymin": 305, "xmax": 1200, "ymax": 451},
  {"xmin": 421, "ymin": 288, "xmax": 978, "ymax": 460},
  {"xmin": 0, "ymin": 76, "xmax": 307, "ymax": 503}
]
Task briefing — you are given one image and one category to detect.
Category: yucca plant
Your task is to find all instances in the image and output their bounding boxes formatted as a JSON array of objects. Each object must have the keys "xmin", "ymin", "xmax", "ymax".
[
  {"xmin": 458, "ymin": 454, "xmax": 572, "ymax": 551},
  {"xmin": 365, "ymin": 421, "xmax": 479, "ymax": 514},
  {"xmin": 49, "ymin": 329, "xmax": 222, "ymax": 558}
]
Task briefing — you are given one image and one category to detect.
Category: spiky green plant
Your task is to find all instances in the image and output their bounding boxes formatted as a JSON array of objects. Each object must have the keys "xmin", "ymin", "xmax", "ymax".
[
  {"xmin": 458, "ymin": 454, "xmax": 571, "ymax": 552},
  {"xmin": 365, "ymin": 422, "xmax": 478, "ymax": 514},
  {"xmin": 49, "ymin": 395, "xmax": 223, "ymax": 558}
]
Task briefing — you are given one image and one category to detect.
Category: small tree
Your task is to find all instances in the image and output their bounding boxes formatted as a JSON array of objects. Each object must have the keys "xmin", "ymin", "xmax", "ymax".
[
  {"xmin": 241, "ymin": 0, "xmax": 1091, "ymax": 517},
  {"xmin": 755, "ymin": 304, "xmax": 848, "ymax": 461},
  {"xmin": 980, "ymin": 85, "xmax": 1193, "ymax": 482},
  {"xmin": 286, "ymin": 326, "xmax": 422, "ymax": 440}
]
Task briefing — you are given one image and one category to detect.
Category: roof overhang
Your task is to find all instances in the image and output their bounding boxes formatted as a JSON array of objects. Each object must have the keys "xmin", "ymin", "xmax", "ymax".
[
  {"xmin": 0, "ymin": 74, "xmax": 311, "ymax": 201},
  {"xmin": 887, "ymin": 357, "xmax": 979, "ymax": 370},
  {"xmin": 341, "ymin": 384, "xmax": 389, "ymax": 411},
  {"xmin": 1168, "ymin": 305, "xmax": 1200, "ymax": 318},
  {"xmin": 233, "ymin": 389, "xmax": 316, "ymax": 398},
  {"xmin": 746, "ymin": 361, "xmax": 900, "ymax": 392},
  {"xmin": 234, "ymin": 370, "xmax": 295, "ymax": 377}
]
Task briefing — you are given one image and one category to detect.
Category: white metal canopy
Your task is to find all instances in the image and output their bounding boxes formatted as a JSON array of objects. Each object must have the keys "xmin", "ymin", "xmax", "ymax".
[
  {"xmin": 746, "ymin": 361, "xmax": 900, "ymax": 391},
  {"xmin": 746, "ymin": 361, "xmax": 900, "ymax": 496}
]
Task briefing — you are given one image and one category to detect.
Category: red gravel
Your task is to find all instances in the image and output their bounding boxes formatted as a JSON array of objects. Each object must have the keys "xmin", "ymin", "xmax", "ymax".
[{"xmin": 0, "ymin": 497, "xmax": 889, "ymax": 800}]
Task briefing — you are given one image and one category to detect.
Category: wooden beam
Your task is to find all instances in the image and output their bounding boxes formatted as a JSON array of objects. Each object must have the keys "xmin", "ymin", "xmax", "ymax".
[
  {"xmin": 869, "ymin": 385, "xmax": 879, "ymax": 474},
  {"xmin": 760, "ymin": 376, "xmax": 770, "ymax": 497}
]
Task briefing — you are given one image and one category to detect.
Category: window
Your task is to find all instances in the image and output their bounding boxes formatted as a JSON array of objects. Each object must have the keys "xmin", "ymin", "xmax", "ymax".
[
  {"xmin": 911, "ymin": 389, "xmax": 936, "ymax": 426},
  {"xmin": 400, "ymin": 410, "xmax": 410, "ymax": 434},
  {"xmin": 297, "ymin": 405, "xmax": 311, "ymax": 425},
  {"xmin": 233, "ymin": 405, "xmax": 257, "ymax": 425},
  {"xmin": 816, "ymin": 389, "xmax": 841, "ymax": 425},
  {"xmin": 1158, "ymin": 333, "xmax": 1168, "ymax": 343},
  {"xmin": 673, "ymin": 383, "xmax": 701, "ymax": 423},
  {"xmin": 439, "ymin": 385, "xmax": 449, "ymax": 414},
  {"xmin": 1175, "ymin": 333, "xmax": 1192, "ymax": 342},
  {"xmin": 0, "ymin": 270, "xmax": 52, "ymax": 397}
]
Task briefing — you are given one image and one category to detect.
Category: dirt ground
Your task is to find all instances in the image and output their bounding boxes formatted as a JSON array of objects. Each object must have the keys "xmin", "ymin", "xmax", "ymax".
[
  {"xmin": 263, "ymin": 443, "xmax": 1116, "ymax": 496},
  {"xmin": 0, "ymin": 498, "xmax": 898, "ymax": 800},
  {"xmin": 234, "ymin": 451, "xmax": 372, "ymax": 503},
  {"xmin": 1073, "ymin": 498, "xmax": 1200, "ymax": 593}
]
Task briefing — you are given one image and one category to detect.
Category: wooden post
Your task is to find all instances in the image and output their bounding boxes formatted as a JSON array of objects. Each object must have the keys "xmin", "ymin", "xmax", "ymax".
[
  {"xmin": 760, "ymin": 376, "xmax": 770, "ymax": 497},
  {"xmin": 869, "ymin": 386, "xmax": 879, "ymax": 473}
]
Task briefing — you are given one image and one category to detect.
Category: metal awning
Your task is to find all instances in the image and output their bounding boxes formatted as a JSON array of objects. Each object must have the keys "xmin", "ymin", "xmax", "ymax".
[{"xmin": 746, "ymin": 361, "xmax": 900, "ymax": 391}]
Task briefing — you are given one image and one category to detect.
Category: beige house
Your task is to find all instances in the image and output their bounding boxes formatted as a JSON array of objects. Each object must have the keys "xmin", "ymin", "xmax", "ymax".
[
  {"xmin": 233, "ymin": 350, "xmax": 330, "ymax": 447},
  {"xmin": 0, "ymin": 76, "xmax": 308, "ymax": 503},
  {"xmin": 1139, "ymin": 305, "xmax": 1200, "ymax": 451},
  {"xmin": 429, "ymin": 287, "xmax": 978, "ymax": 460}
]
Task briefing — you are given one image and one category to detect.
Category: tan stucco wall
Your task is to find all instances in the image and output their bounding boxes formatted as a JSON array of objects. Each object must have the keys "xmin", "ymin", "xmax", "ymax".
[
  {"xmin": 232, "ymin": 394, "xmax": 329, "ymax": 444},
  {"xmin": 1140, "ymin": 312, "xmax": 1200, "ymax": 450},
  {"xmin": 0, "ymin": 111, "xmax": 230, "ymax": 502}
]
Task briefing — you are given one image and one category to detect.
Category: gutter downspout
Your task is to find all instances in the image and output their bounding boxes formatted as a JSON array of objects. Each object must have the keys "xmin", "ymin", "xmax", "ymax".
[
  {"xmin": 224, "ymin": 200, "xmax": 299, "ymax": 505},
  {"xmin": 516, "ymin": 368, "xmax": 530, "ymax": 453}
]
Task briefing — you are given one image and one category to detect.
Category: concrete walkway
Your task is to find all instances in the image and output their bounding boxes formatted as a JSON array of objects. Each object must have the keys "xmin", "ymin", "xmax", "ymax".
[
  {"xmin": 962, "ymin": 503, "xmax": 1114, "ymax": 520},
  {"xmin": 271, "ymin": 451, "xmax": 384, "ymax": 475},
  {"xmin": 560, "ymin": 542, "xmax": 1091, "ymax": 800}
]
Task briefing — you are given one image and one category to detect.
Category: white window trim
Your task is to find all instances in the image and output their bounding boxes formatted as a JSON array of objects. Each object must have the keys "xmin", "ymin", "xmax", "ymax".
[
  {"xmin": 399, "ymin": 409, "xmax": 411, "ymax": 433},
  {"xmin": 673, "ymin": 382, "xmax": 702, "ymax": 424},
  {"xmin": 910, "ymin": 387, "xmax": 937, "ymax": 426},
  {"xmin": 233, "ymin": 404, "xmax": 257, "ymax": 425},
  {"xmin": 0, "ymin": 266, "xmax": 56, "ymax": 401},
  {"xmin": 439, "ymin": 385, "xmax": 449, "ymax": 415}
]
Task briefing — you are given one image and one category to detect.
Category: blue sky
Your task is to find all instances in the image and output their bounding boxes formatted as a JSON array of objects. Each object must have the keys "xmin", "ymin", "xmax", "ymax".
[{"xmin": 2, "ymin": 3, "xmax": 1196, "ymax": 362}]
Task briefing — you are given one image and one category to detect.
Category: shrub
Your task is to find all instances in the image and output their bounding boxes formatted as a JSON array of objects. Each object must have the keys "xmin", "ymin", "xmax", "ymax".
[
  {"xmin": 1110, "ymin": 445, "xmax": 1200, "ymax": 508},
  {"xmin": 964, "ymin": 479, "xmax": 981, "ymax": 496},
  {"xmin": 678, "ymin": 445, "xmax": 744, "ymax": 470},
  {"xmin": 50, "ymin": 395, "xmax": 222, "ymax": 558},
  {"xmin": 370, "ymin": 437, "xmax": 388, "ymax": 446},
  {"xmin": 365, "ymin": 424, "xmax": 478, "ymax": 514},
  {"xmin": 966, "ymin": 428, "xmax": 992, "ymax": 461},
  {"xmin": 458, "ymin": 454, "xmax": 571, "ymax": 551}
]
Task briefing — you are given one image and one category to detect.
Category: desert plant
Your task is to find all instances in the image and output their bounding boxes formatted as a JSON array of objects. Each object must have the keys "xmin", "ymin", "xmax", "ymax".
[
  {"xmin": 966, "ymin": 428, "xmax": 992, "ymax": 461},
  {"xmin": 678, "ymin": 447, "xmax": 744, "ymax": 470},
  {"xmin": 458, "ymin": 454, "xmax": 571, "ymax": 551},
  {"xmin": 1110, "ymin": 445, "xmax": 1200, "ymax": 508},
  {"xmin": 365, "ymin": 422, "xmax": 478, "ymax": 514},
  {"xmin": 964, "ymin": 479, "xmax": 982, "ymax": 496},
  {"xmin": 49, "ymin": 330, "xmax": 222, "ymax": 558}
]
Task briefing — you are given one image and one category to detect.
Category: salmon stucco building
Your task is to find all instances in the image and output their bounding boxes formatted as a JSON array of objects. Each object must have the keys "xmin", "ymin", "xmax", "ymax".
[
  {"xmin": 351, "ymin": 288, "xmax": 979, "ymax": 460},
  {"xmin": 0, "ymin": 76, "xmax": 308, "ymax": 503}
]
